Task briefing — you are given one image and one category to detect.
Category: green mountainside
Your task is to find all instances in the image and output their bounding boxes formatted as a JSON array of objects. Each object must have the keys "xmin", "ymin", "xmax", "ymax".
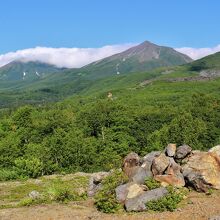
[
  {"xmin": 0, "ymin": 41, "xmax": 193, "ymax": 107},
  {"xmin": 78, "ymin": 41, "xmax": 192, "ymax": 79},
  {"xmin": 0, "ymin": 51, "xmax": 220, "ymax": 180},
  {"xmin": 0, "ymin": 61, "xmax": 63, "ymax": 81}
]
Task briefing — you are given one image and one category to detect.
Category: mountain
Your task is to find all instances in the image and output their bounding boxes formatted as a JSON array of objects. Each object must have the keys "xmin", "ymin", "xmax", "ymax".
[
  {"xmin": 0, "ymin": 40, "xmax": 194, "ymax": 107},
  {"xmin": 0, "ymin": 61, "xmax": 64, "ymax": 81},
  {"xmin": 188, "ymin": 51, "xmax": 220, "ymax": 72},
  {"xmin": 79, "ymin": 41, "xmax": 192, "ymax": 79}
]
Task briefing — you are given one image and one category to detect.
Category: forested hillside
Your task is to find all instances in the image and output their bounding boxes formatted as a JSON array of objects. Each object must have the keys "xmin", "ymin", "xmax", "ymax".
[{"xmin": 0, "ymin": 73, "xmax": 220, "ymax": 180}]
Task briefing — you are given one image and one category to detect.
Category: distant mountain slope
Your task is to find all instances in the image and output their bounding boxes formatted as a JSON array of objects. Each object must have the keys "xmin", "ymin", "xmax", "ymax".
[
  {"xmin": 188, "ymin": 51, "xmax": 220, "ymax": 72},
  {"xmin": 0, "ymin": 40, "xmax": 195, "ymax": 107},
  {"xmin": 79, "ymin": 41, "xmax": 192, "ymax": 79},
  {"xmin": 0, "ymin": 61, "xmax": 64, "ymax": 81}
]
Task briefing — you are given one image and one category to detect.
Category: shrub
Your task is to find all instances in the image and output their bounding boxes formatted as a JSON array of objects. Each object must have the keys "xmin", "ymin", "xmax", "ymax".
[
  {"xmin": 14, "ymin": 157, "xmax": 44, "ymax": 178},
  {"xmin": 18, "ymin": 197, "xmax": 47, "ymax": 207},
  {"xmin": 145, "ymin": 177, "xmax": 161, "ymax": 190},
  {"xmin": 0, "ymin": 169, "xmax": 19, "ymax": 181},
  {"xmin": 94, "ymin": 170, "xmax": 128, "ymax": 213},
  {"xmin": 47, "ymin": 186, "xmax": 72, "ymax": 202},
  {"xmin": 46, "ymin": 180, "xmax": 84, "ymax": 203},
  {"xmin": 146, "ymin": 186, "xmax": 186, "ymax": 212}
]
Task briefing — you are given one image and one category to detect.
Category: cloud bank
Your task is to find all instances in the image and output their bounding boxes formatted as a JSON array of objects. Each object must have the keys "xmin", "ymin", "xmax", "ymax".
[
  {"xmin": 175, "ymin": 45, "xmax": 220, "ymax": 60},
  {"xmin": 1, "ymin": 43, "xmax": 220, "ymax": 68},
  {"xmin": 0, "ymin": 44, "xmax": 135, "ymax": 68}
]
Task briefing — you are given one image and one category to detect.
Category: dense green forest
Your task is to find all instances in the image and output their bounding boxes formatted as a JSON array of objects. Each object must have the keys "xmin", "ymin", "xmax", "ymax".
[
  {"xmin": 0, "ymin": 51, "xmax": 220, "ymax": 180},
  {"xmin": 0, "ymin": 74, "xmax": 220, "ymax": 180}
]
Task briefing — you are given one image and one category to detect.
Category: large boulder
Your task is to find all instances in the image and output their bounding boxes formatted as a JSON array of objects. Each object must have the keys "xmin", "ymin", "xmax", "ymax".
[
  {"xmin": 125, "ymin": 187, "xmax": 168, "ymax": 212},
  {"xmin": 115, "ymin": 182, "xmax": 146, "ymax": 203},
  {"xmin": 175, "ymin": 144, "xmax": 192, "ymax": 159},
  {"xmin": 122, "ymin": 152, "xmax": 140, "ymax": 178},
  {"xmin": 154, "ymin": 158, "xmax": 185, "ymax": 187},
  {"xmin": 123, "ymin": 152, "xmax": 149, "ymax": 184},
  {"xmin": 165, "ymin": 143, "xmax": 176, "ymax": 157},
  {"xmin": 141, "ymin": 151, "xmax": 161, "ymax": 177},
  {"xmin": 152, "ymin": 153, "xmax": 170, "ymax": 176},
  {"xmin": 182, "ymin": 151, "xmax": 220, "ymax": 192},
  {"xmin": 130, "ymin": 167, "xmax": 150, "ymax": 184},
  {"xmin": 209, "ymin": 145, "xmax": 220, "ymax": 157},
  {"xmin": 87, "ymin": 172, "xmax": 109, "ymax": 196}
]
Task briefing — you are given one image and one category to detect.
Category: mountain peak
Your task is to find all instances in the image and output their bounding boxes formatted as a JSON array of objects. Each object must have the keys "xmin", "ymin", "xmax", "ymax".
[{"xmin": 82, "ymin": 40, "xmax": 193, "ymax": 78}]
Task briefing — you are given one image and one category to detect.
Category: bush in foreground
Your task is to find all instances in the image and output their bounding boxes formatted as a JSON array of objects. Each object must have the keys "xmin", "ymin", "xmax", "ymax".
[
  {"xmin": 146, "ymin": 186, "xmax": 186, "ymax": 212},
  {"xmin": 94, "ymin": 170, "xmax": 128, "ymax": 213}
]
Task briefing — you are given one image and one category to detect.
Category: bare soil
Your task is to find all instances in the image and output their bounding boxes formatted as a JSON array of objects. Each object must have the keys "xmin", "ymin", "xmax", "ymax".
[{"xmin": 0, "ymin": 191, "xmax": 220, "ymax": 220}]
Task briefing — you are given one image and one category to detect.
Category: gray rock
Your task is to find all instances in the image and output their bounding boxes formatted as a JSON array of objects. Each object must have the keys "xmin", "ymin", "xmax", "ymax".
[
  {"xmin": 122, "ymin": 152, "xmax": 141, "ymax": 178},
  {"xmin": 152, "ymin": 153, "xmax": 170, "ymax": 176},
  {"xmin": 115, "ymin": 182, "xmax": 145, "ymax": 203},
  {"xmin": 29, "ymin": 190, "xmax": 41, "ymax": 199},
  {"xmin": 175, "ymin": 144, "xmax": 192, "ymax": 159},
  {"xmin": 166, "ymin": 143, "xmax": 176, "ymax": 157},
  {"xmin": 125, "ymin": 187, "xmax": 168, "ymax": 212},
  {"xmin": 87, "ymin": 172, "xmax": 109, "ymax": 197},
  {"xmin": 131, "ymin": 167, "xmax": 150, "ymax": 184},
  {"xmin": 141, "ymin": 151, "xmax": 160, "ymax": 177},
  {"xmin": 142, "ymin": 151, "xmax": 161, "ymax": 163}
]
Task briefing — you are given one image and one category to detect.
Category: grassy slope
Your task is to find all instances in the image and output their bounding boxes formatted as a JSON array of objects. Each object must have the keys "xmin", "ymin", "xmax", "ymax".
[{"xmin": 0, "ymin": 52, "xmax": 220, "ymax": 108}]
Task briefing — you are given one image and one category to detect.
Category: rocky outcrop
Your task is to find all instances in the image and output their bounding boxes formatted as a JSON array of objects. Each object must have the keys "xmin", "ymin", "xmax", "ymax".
[
  {"xmin": 90, "ymin": 143, "xmax": 220, "ymax": 213},
  {"xmin": 182, "ymin": 151, "xmax": 220, "ymax": 192}
]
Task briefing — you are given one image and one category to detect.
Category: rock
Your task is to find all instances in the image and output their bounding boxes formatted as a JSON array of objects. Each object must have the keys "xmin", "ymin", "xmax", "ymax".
[
  {"xmin": 141, "ymin": 151, "xmax": 161, "ymax": 177},
  {"xmin": 209, "ymin": 215, "xmax": 220, "ymax": 220},
  {"xmin": 29, "ymin": 191, "xmax": 41, "ymax": 199},
  {"xmin": 182, "ymin": 151, "xmax": 220, "ymax": 192},
  {"xmin": 131, "ymin": 167, "xmax": 150, "ymax": 184},
  {"xmin": 209, "ymin": 145, "xmax": 220, "ymax": 157},
  {"xmin": 154, "ymin": 174, "xmax": 185, "ymax": 187},
  {"xmin": 166, "ymin": 143, "xmax": 176, "ymax": 157},
  {"xmin": 115, "ymin": 183, "xmax": 131, "ymax": 203},
  {"xmin": 122, "ymin": 152, "xmax": 149, "ymax": 184},
  {"xmin": 152, "ymin": 153, "xmax": 170, "ymax": 176},
  {"xmin": 125, "ymin": 187, "xmax": 168, "ymax": 212},
  {"xmin": 87, "ymin": 172, "xmax": 109, "ymax": 197},
  {"xmin": 127, "ymin": 184, "xmax": 146, "ymax": 199},
  {"xmin": 115, "ymin": 182, "xmax": 146, "ymax": 203},
  {"xmin": 175, "ymin": 144, "xmax": 192, "ymax": 159},
  {"xmin": 154, "ymin": 158, "xmax": 185, "ymax": 187},
  {"xmin": 122, "ymin": 152, "xmax": 140, "ymax": 178}
]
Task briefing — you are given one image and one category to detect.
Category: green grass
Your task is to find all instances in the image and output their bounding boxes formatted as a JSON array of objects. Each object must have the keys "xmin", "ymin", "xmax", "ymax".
[{"xmin": 0, "ymin": 174, "xmax": 89, "ymax": 209}]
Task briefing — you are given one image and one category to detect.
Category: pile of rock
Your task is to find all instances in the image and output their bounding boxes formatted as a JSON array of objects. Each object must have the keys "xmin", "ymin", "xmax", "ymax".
[{"xmin": 88, "ymin": 144, "xmax": 220, "ymax": 212}]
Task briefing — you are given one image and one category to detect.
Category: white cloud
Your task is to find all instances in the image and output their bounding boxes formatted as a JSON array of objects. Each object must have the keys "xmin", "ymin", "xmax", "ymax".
[
  {"xmin": 0, "ymin": 44, "xmax": 135, "ymax": 68},
  {"xmin": 175, "ymin": 45, "xmax": 220, "ymax": 60},
  {"xmin": 1, "ymin": 43, "xmax": 220, "ymax": 68}
]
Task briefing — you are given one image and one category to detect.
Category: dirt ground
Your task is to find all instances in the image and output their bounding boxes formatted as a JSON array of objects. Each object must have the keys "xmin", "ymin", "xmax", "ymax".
[{"xmin": 0, "ymin": 191, "xmax": 220, "ymax": 220}]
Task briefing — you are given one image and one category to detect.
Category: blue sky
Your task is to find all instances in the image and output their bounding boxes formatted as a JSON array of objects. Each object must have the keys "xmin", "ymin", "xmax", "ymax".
[{"xmin": 0, "ymin": 0, "xmax": 220, "ymax": 54}]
